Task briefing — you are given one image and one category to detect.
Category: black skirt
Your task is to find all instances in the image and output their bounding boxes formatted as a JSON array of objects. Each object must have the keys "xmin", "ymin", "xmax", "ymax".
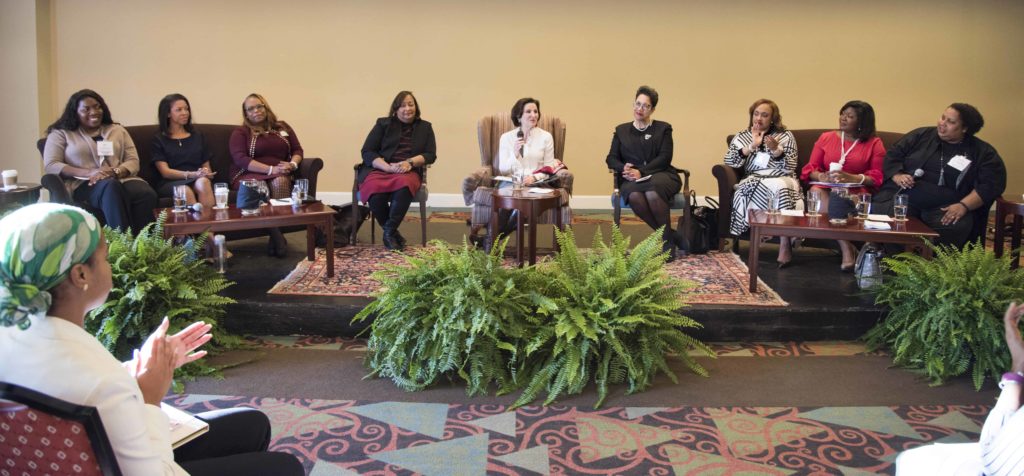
[
  {"xmin": 157, "ymin": 178, "xmax": 199, "ymax": 197},
  {"xmin": 619, "ymin": 170, "xmax": 682, "ymax": 204}
]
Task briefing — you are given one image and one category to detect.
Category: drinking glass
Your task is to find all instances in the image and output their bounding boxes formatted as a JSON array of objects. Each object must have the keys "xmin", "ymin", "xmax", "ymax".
[
  {"xmin": 295, "ymin": 178, "xmax": 309, "ymax": 201},
  {"xmin": 893, "ymin": 193, "xmax": 909, "ymax": 222},
  {"xmin": 214, "ymin": 183, "xmax": 229, "ymax": 209},
  {"xmin": 172, "ymin": 185, "xmax": 188, "ymax": 213},
  {"xmin": 512, "ymin": 170, "xmax": 524, "ymax": 192},
  {"xmin": 767, "ymin": 194, "xmax": 780, "ymax": 215},
  {"xmin": 806, "ymin": 190, "xmax": 821, "ymax": 217},
  {"xmin": 856, "ymin": 192, "xmax": 872, "ymax": 220}
]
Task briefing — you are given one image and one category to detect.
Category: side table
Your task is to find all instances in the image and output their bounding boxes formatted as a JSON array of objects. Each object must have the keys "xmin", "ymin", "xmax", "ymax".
[
  {"xmin": 0, "ymin": 183, "xmax": 42, "ymax": 208},
  {"xmin": 488, "ymin": 188, "xmax": 565, "ymax": 266},
  {"xmin": 993, "ymin": 195, "xmax": 1024, "ymax": 269}
]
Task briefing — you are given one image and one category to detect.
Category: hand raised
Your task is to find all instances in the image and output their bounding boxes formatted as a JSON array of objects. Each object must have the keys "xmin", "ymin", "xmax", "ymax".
[
  {"xmin": 764, "ymin": 135, "xmax": 779, "ymax": 151},
  {"xmin": 168, "ymin": 320, "xmax": 213, "ymax": 368},
  {"xmin": 1003, "ymin": 302, "xmax": 1024, "ymax": 374},
  {"xmin": 133, "ymin": 317, "xmax": 176, "ymax": 405}
]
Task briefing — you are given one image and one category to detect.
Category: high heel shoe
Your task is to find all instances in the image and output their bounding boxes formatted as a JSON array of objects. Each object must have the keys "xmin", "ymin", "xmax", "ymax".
[
  {"xmin": 840, "ymin": 263, "xmax": 855, "ymax": 273},
  {"xmin": 267, "ymin": 229, "xmax": 288, "ymax": 258},
  {"xmin": 777, "ymin": 260, "xmax": 791, "ymax": 269}
]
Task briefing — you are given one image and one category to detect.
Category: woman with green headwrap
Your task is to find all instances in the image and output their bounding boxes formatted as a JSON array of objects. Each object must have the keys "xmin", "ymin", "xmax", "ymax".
[{"xmin": 0, "ymin": 204, "xmax": 303, "ymax": 476}]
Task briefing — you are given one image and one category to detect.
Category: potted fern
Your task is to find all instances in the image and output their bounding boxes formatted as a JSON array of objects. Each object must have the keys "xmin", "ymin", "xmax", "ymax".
[
  {"xmin": 514, "ymin": 226, "xmax": 712, "ymax": 408},
  {"xmin": 86, "ymin": 212, "xmax": 240, "ymax": 384},
  {"xmin": 864, "ymin": 240, "xmax": 1024, "ymax": 389}
]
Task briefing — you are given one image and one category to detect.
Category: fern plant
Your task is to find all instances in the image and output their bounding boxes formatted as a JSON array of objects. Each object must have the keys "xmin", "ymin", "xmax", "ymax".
[
  {"xmin": 85, "ymin": 212, "xmax": 240, "ymax": 382},
  {"xmin": 353, "ymin": 238, "xmax": 540, "ymax": 396},
  {"xmin": 864, "ymin": 240, "xmax": 1024, "ymax": 389},
  {"xmin": 512, "ymin": 226, "xmax": 713, "ymax": 408}
]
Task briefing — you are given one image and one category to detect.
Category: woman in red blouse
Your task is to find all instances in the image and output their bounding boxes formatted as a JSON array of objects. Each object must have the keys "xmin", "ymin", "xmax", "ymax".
[
  {"xmin": 229, "ymin": 93, "xmax": 304, "ymax": 256},
  {"xmin": 800, "ymin": 100, "xmax": 886, "ymax": 271}
]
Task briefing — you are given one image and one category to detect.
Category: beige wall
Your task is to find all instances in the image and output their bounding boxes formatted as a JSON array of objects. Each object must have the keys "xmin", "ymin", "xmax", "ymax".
[
  {"xmin": 0, "ymin": 0, "xmax": 44, "ymax": 184},
  {"xmin": 19, "ymin": 0, "xmax": 1024, "ymax": 203}
]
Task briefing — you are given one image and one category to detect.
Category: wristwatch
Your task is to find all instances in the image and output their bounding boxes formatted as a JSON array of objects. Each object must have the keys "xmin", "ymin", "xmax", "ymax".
[{"xmin": 999, "ymin": 371, "xmax": 1024, "ymax": 389}]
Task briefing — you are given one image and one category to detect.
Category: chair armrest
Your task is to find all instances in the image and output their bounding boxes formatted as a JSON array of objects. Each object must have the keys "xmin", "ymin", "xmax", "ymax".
[
  {"xmin": 462, "ymin": 166, "xmax": 493, "ymax": 206},
  {"xmin": 712, "ymin": 164, "xmax": 741, "ymax": 238},
  {"xmin": 555, "ymin": 169, "xmax": 573, "ymax": 195},
  {"xmin": 677, "ymin": 168, "xmax": 691, "ymax": 195},
  {"xmin": 297, "ymin": 157, "xmax": 324, "ymax": 195},
  {"xmin": 41, "ymin": 174, "xmax": 72, "ymax": 204}
]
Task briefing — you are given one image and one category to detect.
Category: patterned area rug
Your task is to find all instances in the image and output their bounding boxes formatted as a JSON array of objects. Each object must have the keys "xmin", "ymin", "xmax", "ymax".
[
  {"xmin": 267, "ymin": 246, "xmax": 787, "ymax": 307},
  {"xmin": 165, "ymin": 393, "xmax": 986, "ymax": 475}
]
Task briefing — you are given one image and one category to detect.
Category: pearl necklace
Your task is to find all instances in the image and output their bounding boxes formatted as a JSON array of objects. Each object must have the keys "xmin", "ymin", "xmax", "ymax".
[{"xmin": 633, "ymin": 120, "xmax": 652, "ymax": 132}]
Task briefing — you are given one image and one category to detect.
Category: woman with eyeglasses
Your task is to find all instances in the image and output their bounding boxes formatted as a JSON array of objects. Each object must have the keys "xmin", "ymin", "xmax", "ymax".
[
  {"xmin": 606, "ymin": 85, "xmax": 682, "ymax": 260},
  {"xmin": 723, "ymin": 98, "xmax": 800, "ymax": 268},
  {"xmin": 42, "ymin": 89, "xmax": 159, "ymax": 234},
  {"xmin": 228, "ymin": 93, "xmax": 304, "ymax": 256},
  {"xmin": 0, "ymin": 203, "xmax": 305, "ymax": 476}
]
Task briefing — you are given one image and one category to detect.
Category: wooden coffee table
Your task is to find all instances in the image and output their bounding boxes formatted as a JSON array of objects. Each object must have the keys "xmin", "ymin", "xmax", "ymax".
[
  {"xmin": 488, "ymin": 188, "xmax": 565, "ymax": 266},
  {"xmin": 159, "ymin": 203, "xmax": 337, "ymax": 277},
  {"xmin": 0, "ymin": 183, "xmax": 42, "ymax": 207},
  {"xmin": 747, "ymin": 210, "xmax": 939, "ymax": 292}
]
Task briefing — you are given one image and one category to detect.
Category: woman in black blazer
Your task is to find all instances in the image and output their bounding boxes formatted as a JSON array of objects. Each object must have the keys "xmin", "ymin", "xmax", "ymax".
[{"xmin": 359, "ymin": 91, "xmax": 437, "ymax": 251}]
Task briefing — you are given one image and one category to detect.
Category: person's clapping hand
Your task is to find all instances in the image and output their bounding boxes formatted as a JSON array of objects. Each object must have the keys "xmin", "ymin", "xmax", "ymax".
[
  {"xmin": 764, "ymin": 135, "xmax": 780, "ymax": 152},
  {"xmin": 1003, "ymin": 301, "xmax": 1024, "ymax": 374},
  {"xmin": 131, "ymin": 317, "xmax": 177, "ymax": 405},
  {"xmin": 168, "ymin": 321, "xmax": 213, "ymax": 368}
]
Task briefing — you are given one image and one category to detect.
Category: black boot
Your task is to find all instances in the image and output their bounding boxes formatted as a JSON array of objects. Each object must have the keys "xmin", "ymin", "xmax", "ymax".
[
  {"xmin": 392, "ymin": 228, "xmax": 407, "ymax": 248},
  {"xmin": 662, "ymin": 227, "xmax": 677, "ymax": 262},
  {"xmin": 382, "ymin": 221, "xmax": 404, "ymax": 251},
  {"xmin": 498, "ymin": 210, "xmax": 519, "ymax": 237},
  {"xmin": 267, "ymin": 228, "xmax": 287, "ymax": 258}
]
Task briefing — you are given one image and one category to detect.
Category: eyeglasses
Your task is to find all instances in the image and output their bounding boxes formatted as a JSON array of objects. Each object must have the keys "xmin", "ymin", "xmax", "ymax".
[
  {"xmin": 633, "ymin": 102, "xmax": 652, "ymax": 112},
  {"xmin": 245, "ymin": 104, "xmax": 266, "ymax": 113}
]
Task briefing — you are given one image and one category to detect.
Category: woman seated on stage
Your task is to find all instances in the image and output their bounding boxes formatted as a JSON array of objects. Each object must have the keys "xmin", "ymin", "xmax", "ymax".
[
  {"xmin": 874, "ymin": 103, "xmax": 1006, "ymax": 247},
  {"xmin": 42, "ymin": 89, "xmax": 158, "ymax": 234},
  {"xmin": 358, "ymin": 91, "xmax": 437, "ymax": 251},
  {"xmin": 0, "ymin": 203, "xmax": 303, "ymax": 476},
  {"xmin": 800, "ymin": 100, "xmax": 886, "ymax": 271},
  {"xmin": 606, "ymin": 85, "xmax": 682, "ymax": 260},
  {"xmin": 152, "ymin": 93, "xmax": 216, "ymax": 209},
  {"xmin": 493, "ymin": 97, "xmax": 562, "ymax": 234},
  {"xmin": 723, "ymin": 98, "xmax": 801, "ymax": 268},
  {"xmin": 228, "ymin": 93, "xmax": 304, "ymax": 256}
]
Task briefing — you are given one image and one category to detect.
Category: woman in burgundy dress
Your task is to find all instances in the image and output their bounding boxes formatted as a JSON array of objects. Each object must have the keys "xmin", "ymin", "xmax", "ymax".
[
  {"xmin": 358, "ymin": 91, "xmax": 437, "ymax": 251},
  {"xmin": 228, "ymin": 93, "xmax": 304, "ymax": 256}
]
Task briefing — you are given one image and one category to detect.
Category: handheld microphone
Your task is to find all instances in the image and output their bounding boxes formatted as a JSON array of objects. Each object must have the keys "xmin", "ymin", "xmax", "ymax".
[
  {"xmin": 516, "ymin": 130, "xmax": 524, "ymax": 157},
  {"xmin": 190, "ymin": 202, "xmax": 204, "ymax": 213},
  {"xmin": 913, "ymin": 169, "xmax": 924, "ymax": 178}
]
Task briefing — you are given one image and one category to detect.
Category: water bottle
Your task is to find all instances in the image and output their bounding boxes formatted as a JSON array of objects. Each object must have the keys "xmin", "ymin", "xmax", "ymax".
[
  {"xmin": 213, "ymin": 234, "xmax": 226, "ymax": 273},
  {"xmin": 855, "ymin": 245, "xmax": 882, "ymax": 290}
]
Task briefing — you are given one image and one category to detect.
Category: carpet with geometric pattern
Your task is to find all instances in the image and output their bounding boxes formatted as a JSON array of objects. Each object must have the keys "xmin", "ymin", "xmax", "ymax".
[{"xmin": 268, "ymin": 246, "xmax": 786, "ymax": 307}]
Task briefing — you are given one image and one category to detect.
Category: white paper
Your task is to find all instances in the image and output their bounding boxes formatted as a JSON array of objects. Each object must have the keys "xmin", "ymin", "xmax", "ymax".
[
  {"xmin": 752, "ymin": 151, "xmax": 771, "ymax": 169},
  {"xmin": 866, "ymin": 214, "xmax": 893, "ymax": 222},
  {"xmin": 780, "ymin": 210, "xmax": 804, "ymax": 217},
  {"xmin": 162, "ymin": 403, "xmax": 209, "ymax": 449},
  {"xmin": 74, "ymin": 176, "xmax": 91, "ymax": 181},
  {"xmin": 864, "ymin": 221, "xmax": 892, "ymax": 230},
  {"xmin": 635, "ymin": 175, "xmax": 652, "ymax": 183},
  {"xmin": 527, "ymin": 188, "xmax": 555, "ymax": 195},
  {"xmin": 948, "ymin": 155, "xmax": 971, "ymax": 171},
  {"xmin": 493, "ymin": 176, "xmax": 513, "ymax": 182},
  {"xmin": 269, "ymin": 198, "xmax": 294, "ymax": 206},
  {"xmin": 96, "ymin": 140, "xmax": 114, "ymax": 156}
]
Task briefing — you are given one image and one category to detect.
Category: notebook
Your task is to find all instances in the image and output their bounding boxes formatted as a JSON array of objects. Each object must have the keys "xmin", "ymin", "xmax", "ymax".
[{"xmin": 162, "ymin": 403, "xmax": 209, "ymax": 449}]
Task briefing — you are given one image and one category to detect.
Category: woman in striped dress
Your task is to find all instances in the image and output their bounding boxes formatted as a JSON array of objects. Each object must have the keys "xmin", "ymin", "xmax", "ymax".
[{"xmin": 723, "ymin": 98, "xmax": 800, "ymax": 267}]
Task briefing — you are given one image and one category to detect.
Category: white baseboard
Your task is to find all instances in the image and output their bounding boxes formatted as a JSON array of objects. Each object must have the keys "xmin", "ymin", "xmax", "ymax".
[{"xmin": 316, "ymin": 191, "xmax": 718, "ymax": 210}]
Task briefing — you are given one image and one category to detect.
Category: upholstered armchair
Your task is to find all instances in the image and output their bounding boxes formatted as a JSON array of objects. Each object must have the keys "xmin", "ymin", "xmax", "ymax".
[{"xmin": 462, "ymin": 113, "xmax": 573, "ymax": 241}]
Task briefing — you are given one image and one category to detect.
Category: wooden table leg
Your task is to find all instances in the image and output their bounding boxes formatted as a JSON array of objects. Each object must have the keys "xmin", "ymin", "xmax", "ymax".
[
  {"xmin": 554, "ymin": 204, "xmax": 563, "ymax": 253},
  {"xmin": 1012, "ymin": 216, "xmax": 1022, "ymax": 270},
  {"xmin": 306, "ymin": 224, "xmax": 316, "ymax": 260},
  {"xmin": 994, "ymin": 204, "xmax": 1007, "ymax": 258},
  {"xmin": 528, "ymin": 205, "xmax": 538, "ymax": 266},
  {"xmin": 516, "ymin": 209, "xmax": 525, "ymax": 267},
  {"xmin": 748, "ymin": 225, "xmax": 761, "ymax": 293},
  {"xmin": 325, "ymin": 216, "xmax": 335, "ymax": 278},
  {"xmin": 488, "ymin": 207, "xmax": 498, "ymax": 254}
]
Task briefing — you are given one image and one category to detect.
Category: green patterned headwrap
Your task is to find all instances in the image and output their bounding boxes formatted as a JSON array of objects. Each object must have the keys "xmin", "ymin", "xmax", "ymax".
[{"xmin": 0, "ymin": 203, "xmax": 101, "ymax": 330}]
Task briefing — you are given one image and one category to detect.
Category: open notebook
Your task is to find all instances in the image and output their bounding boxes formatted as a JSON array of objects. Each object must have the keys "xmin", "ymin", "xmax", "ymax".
[{"xmin": 162, "ymin": 403, "xmax": 209, "ymax": 449}]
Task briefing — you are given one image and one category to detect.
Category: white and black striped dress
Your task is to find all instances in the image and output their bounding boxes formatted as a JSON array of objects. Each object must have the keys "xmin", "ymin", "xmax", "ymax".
[{"xmin": 723, "ymin": 129, "xmax": 801, "ymax": 235}]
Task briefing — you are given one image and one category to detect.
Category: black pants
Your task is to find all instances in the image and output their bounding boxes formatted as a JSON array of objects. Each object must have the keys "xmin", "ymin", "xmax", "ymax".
[
  {"xmin": 874, "ymin": 197, "xmax": 974, "ymax": 247},
  {"xmin": 73, "ymin": 178, "xmax": 157, "ymax": 235},
  {"xmin": 175, "ymin": 407, "xmax": 303, "ymax": 476},
  {"xmin": 368, "ymin": 188, "xmax": 413, "ymax": 230}
]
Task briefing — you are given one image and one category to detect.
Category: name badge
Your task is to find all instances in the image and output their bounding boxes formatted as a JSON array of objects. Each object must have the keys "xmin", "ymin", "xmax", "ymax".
[
  {"xmin": 752, "ymin": 151, "xmax": 771, "ymax": 169},
  {"xmin": 96, "ymin": 140, "xmax": 114, "ymax": 156},
  {"xmin": 948, "ymin": 155, "xmax": 971, "ymax": 171}
]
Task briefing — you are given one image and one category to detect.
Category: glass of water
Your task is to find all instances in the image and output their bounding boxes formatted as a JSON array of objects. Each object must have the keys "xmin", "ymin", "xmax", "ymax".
[
  {"xmin": 214, "ymin": 182, "xmax": 229, "ymax": 209},
  {"xmin": 767, "ymin": 194, "xmax": 781, "ymax": 215},
  {"xmin": 806, "ymin": 189, "xmax": 821, "ymax": 217},
  {"xmin": 295, "ymin": 178, "xmax": 309, "ymax": 201},
  {"xmin": 893, "ymin": 193, "xmax": 909, "ymax": 222},
  {"xmin": 172, "ymin": 185, "xmax": 188, "ymax": 213},
  {"xmin": 856, "ymin": 192, "xmax": 872, "ymax": 220},
  {"xmin": 512, "ymin": 170, "xmax": 524, "ymax": 192}
]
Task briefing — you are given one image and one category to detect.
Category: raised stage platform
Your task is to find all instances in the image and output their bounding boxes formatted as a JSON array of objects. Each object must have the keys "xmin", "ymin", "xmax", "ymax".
[{"xmin": 217, "ymin": 217, "xmax": 882, "ymax": 342}]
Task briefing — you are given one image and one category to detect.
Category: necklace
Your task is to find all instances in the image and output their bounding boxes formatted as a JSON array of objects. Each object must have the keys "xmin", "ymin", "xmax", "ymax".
[
  {"xmin": 838, "ymin": 131, "xmax": 858, "ymax": 167},
  {"xmin": 633, "ymin": 120, "xmax": 651, "ymax": 132},
  {"xmin": 177, "ymin": 139, "xmax": 182, "ymax": 147}
]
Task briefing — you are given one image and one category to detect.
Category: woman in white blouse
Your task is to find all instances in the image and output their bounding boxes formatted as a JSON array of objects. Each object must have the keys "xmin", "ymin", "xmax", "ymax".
[{"xmin": 493, "ymin": 97, "xmax": 559, "ymax": 233}]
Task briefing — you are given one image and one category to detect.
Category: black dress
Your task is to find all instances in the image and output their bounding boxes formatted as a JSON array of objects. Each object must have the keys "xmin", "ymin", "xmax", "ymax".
[
  {"xmin": 151, "ymin": 131, "xmax": 214, "ymax": 197},
  {"xmin": 605, "ymin": 120, "xmax": 681, "ymax": 204}
]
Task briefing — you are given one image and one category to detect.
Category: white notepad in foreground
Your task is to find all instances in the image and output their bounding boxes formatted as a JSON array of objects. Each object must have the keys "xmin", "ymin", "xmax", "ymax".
[{"xmin": 162, "ymin": 403, "xmax": 209, "ymax": 449}]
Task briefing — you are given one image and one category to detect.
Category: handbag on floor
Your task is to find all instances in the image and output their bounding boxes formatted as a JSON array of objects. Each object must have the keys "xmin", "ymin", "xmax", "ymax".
[
  {"xmin": 675, "ymin": 193, "xmax": 719, "ymax": 254},
  {"xmin": 315, "ymin": 203, "xmax": 370, "ymax": 247}
]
